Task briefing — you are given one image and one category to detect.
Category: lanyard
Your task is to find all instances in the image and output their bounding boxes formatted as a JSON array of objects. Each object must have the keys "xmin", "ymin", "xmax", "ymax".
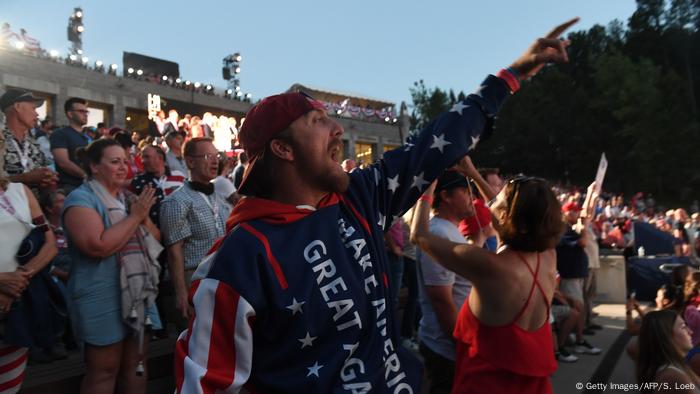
[
  {"xmin": 8, "ymin": 135, "xmax": 30, "ymax": 170},
  {"xmin": 0, "ymin": 189, "xmax": 16, "ymax": 216},
  {"xmin": 0, "ymin": 188, "xmax": 34, "ymax": 229},
  {"xmin": 197, "ymin": 192, "xmax": 222, "ymax": 232}
]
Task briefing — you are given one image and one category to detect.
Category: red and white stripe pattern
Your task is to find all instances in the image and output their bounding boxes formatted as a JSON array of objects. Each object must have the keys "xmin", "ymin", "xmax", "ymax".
[
  {"xmin": 175, "ymin": 277, "xmax": 255, "ymax": 394},
  {"xmin": 0, "ymin": 345, "xmax": 27, "ymax": 394}
]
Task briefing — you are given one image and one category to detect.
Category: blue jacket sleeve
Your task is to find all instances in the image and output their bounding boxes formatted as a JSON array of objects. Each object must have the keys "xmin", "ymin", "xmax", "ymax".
[{"xmin": 349, "ymin": 75, "xmax": 511, "ymax": 231}]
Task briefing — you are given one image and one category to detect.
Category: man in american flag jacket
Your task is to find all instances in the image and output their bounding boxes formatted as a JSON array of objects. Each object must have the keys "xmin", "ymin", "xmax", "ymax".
[{"xmin": 175, "ymin": 18, "xmax": 579, "ymax": 394}]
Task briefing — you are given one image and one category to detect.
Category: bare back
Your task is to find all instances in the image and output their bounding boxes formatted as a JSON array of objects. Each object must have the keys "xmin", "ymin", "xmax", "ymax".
[{"xmin": 469, "ymin": 248, "xmax": 557, "ymax": 331}]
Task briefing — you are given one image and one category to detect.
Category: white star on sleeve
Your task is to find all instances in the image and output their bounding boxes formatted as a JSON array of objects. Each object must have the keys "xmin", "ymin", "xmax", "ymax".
[
  {"xmin": 286, "ymin": 298, "xmax": 305, "ymax": 315},
  {"xmin": 430, "ymin": 133, "xmax": 452, "ymax": 153},
  {"xmin": 298, "ymin": 332, "xmax": 317, "ymax": 349},
  {"xmin": 411, "ymin": 172, "xmax": 429, "ymax": 191},
  {"xmin": 307, "ymin": 362, "xmax": 324, "ymax": 377},
  {"xmin": 450, "ymin": 102, "xmax": 468, "ymax": 115},
  {"xmin": 387, "ymin": 175, "xmax": 400, "ymax": 193},
  {"xmin": 468, "ymin": 135, "xmax": 480, "ymax": 151}
]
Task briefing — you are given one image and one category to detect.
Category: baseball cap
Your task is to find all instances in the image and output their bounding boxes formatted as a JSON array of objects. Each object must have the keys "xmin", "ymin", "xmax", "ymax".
[
  {"xmin": 459, "ymin": 198, "xmax": 493, "ymax": 237},
  {"xmin": 435, "ymin": 170, "xmax": 470, "ymax": 192},
  {"xmin": 0, "ymin": 89, "xmax": 44, "ymax": 112},
  {"xmin": 561, "ymin": 201, "xmax": 582, "ymax": 213},
  {"xmin": 237, "ymin": 92, "xmax": 326, "ymax": 195}
]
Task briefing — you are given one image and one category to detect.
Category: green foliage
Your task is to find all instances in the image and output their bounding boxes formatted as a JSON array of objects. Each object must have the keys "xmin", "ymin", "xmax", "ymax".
[{"xmin": 409, "ymin": 0, "xmax": 700, "ymax": 206}]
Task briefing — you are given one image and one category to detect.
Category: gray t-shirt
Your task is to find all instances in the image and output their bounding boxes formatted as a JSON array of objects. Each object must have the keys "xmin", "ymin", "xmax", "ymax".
[{"xmin": 417, "ymin": 217, "xmax": 471, "ymax": 361}]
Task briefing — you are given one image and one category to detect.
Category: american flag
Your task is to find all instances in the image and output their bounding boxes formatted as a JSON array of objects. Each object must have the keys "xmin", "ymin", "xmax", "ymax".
[{"xmin": 174, "ymin": 74, "xmax": 511, "ymax": 393}]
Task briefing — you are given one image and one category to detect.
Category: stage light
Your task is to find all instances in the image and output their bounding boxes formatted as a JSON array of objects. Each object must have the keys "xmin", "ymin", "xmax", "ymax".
[
  {"xmin": 175, "ymin": 78, "xmax": 182, "ymax": 83},
  {"xmin": 236, "ymin": 91, "xmax": 242, "ymax": 97},
  {"xmin": 234, "ymin": 53, "xmax": 242, "ymax": 62},
  {"xmin": 162, "ymin": 75, "xmax": 168, "ymax": 81},
  {"xmin": 392, "ymin": 118, "xmax": 398, "ymax": 123},
  {"xmin": 235, "ymin": 86, "xmax": 240, "ymax": 91},
  {"xmin": 127, "ymin": 67, "xmax": 134, "ymax": 74},
  {"xmin": 49, "ymin": 49, "xmax": 59, "ymax": 58},
  {"xmin": 77, "ymin": 49, "xmax": 83, "ymax": 55},
  {"xmin": 226, "ymin": 89, "xmax": 233, "ymax": 94},
  {"xmin": 136, "ymin": 69, "xmax": 143, "ymax": 76},
  {"xmin": 95, "ymin": 60, "xmax": 103, "ymax": 67},
  {"xmin": 126, "ymin": 116, "xmax": 131, "ymax": 121},
  {"xmin": 246, "ymin": 93, "xmax": 252, "ymax": 99},
  {"xmin": 206, "ymin": 85, "xmax": 212, "ymax": 90},
  {"xmin": 69, "ymin": 54, "xmax": 77, "ymax": 61},
  {"xmin": 77, "ymin": 25, "xmax": 84, "ymax": 33},
  {"xmin": 336, "ymin": 109, "xmax": 342, "ymax": 115},
  {"xmin": 14, "ymin": 41, "xmax": 24, "ymax": 50},
  {"xmin": 194, "ymin": 82, "xmax": 201, "ymax": 88},
  {"xmin": 384, "ymin": 116, "xmax": 391, "ymax": 122},
  {"xmin": 185, "ymin": 80, "xmax": 191, "ymax": 86},
  {"xmin": 110, "ymin": 64, "xmax": 118, "ymax": 71},
  {"xmin": 81, "ymin": 56, "xmax": 89, "ymax": 64},
  {"xmin": 75, "ymin": 10, "xmax": 83, "ymax": 18},
  {"xmin": 234, "ymin": 67, "xmax": 241, "ymax": 74}
]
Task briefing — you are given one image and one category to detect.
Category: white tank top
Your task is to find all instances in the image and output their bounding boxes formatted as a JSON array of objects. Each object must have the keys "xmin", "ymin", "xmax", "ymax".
[{"xmin": 0, "ymin": 182, "xmax": 32, "ymax": 272}]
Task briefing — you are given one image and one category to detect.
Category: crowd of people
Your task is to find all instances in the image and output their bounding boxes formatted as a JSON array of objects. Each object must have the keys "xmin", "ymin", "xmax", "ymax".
[
  {"xmin": 0, "ymin": 16, "xmax": 699, "ymax": 394},
  {"xmin": 553, "ymin": 184, "xmax": 700, "ymax": 260},
  {"xmin": 0, "ymin": 88, "xmax": 243, "ymax": 393}
]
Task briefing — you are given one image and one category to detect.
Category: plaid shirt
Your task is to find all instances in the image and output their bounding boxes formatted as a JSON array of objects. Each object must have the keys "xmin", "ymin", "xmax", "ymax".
[{"xmin": 160, "ymin": 182, "xmax": 230, "ymax": 270}]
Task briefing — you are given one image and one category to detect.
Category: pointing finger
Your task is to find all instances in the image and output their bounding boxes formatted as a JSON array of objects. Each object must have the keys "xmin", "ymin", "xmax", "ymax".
[{"xmin": 545, "ymin": 17, "xmax": 580, "ymax": 39}]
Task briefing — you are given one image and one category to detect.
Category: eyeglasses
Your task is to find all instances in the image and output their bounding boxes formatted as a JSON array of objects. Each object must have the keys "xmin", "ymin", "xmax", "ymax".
[{"xmin": 188, "ymin": 153, "xmax": 219, "ymax": 161}]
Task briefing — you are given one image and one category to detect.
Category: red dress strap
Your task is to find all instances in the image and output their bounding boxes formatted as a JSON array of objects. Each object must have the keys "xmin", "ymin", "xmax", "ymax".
[{"xmin": 512, "ymin": 252, "xmax": 549, "ymax": 324}]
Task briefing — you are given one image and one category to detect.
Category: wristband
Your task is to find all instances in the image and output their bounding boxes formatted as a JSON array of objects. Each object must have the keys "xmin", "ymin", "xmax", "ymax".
[
  {"xmin": 506, "ymin": 66, "xmax": 521, "ymax": 80},
  {"xmin": 496, "ymin": 68, "xmax": 520, "ymax": 93},
  {"xmin": 419, "ymin": 195, "xmax": 434, "ymax": 204}
]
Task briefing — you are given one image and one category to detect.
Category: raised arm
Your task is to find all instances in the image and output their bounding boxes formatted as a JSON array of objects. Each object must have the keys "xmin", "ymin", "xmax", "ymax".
[
  {"xmin": 410, "ymin": 181, "xmax": 493, "ymax": 283},
  {"xmin": 357, "ymin": 18, "xmax": 579, "ymax": 228}
]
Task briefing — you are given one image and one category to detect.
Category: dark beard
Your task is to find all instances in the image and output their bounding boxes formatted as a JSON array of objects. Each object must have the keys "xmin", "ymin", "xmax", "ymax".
[{"xmin": 293, "ymin": 138, "xmax": 350, "ymax": 194}]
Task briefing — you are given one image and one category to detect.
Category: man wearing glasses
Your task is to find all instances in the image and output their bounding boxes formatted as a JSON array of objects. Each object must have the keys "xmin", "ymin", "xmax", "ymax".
[
  {"xmin": 50, "ymin": 97, "xmax": 90, "ymax": 194},
  {"xmin": 160, "ymin": 138, "xmax": 231, "ymax": 332}
]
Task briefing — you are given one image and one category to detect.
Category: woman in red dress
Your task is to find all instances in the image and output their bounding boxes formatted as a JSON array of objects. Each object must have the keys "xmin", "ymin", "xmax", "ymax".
[{"xmin": 411, "ymin": 158, "xmax": 566, "ymax": 394}]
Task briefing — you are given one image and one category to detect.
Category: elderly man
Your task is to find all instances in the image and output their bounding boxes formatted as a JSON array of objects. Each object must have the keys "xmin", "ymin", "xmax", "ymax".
[
  {"xmin": 0, "ymin": 89, "xmax": 57, "ymax": 189},
  {"xmin": 160, "ymin": 138, "xmax": 230, "ymax": 331},
  {"xmin": 130, "ymin": 145, "xmax": 185, "ymax": 227},
  {"xmin": 164, "ymin": 131, "xmax": 188, "ymax": 177},
  {"xmin": 175, "ymin": 18, "xmax": 578, "ymax": 393}
]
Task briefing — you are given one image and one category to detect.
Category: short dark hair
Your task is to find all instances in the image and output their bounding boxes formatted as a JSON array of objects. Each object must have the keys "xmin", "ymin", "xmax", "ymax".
[
  {"xmin": 183, "ymin": 137, "xmax": 213, "ymax": 158},
  {"xmin": 497, "ymin": 178, "xmax": 564, "ymax": 252},
  {"xmin": 75, "ymin": 138, "xmax": 122, "ymax": 177},
  {"xmin": 39, "ymin": 189, "xmax": 67, "ymax": 212},
  {"xmin": 97, "ymin": 122, "xmax": 105, "ymax": 129},
  {"xmin": 64, "ymin": 97, "xmax": 87, "ymax": 114},
  {"xmin": 142, "ymin": 145, "xmax": 166, "ymax": 162}
]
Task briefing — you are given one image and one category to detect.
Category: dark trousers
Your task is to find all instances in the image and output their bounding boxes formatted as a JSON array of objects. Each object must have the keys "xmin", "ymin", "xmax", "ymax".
[{"xmin": 420, "ymin": 343, "xmax": 455, "ymax": 394}]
